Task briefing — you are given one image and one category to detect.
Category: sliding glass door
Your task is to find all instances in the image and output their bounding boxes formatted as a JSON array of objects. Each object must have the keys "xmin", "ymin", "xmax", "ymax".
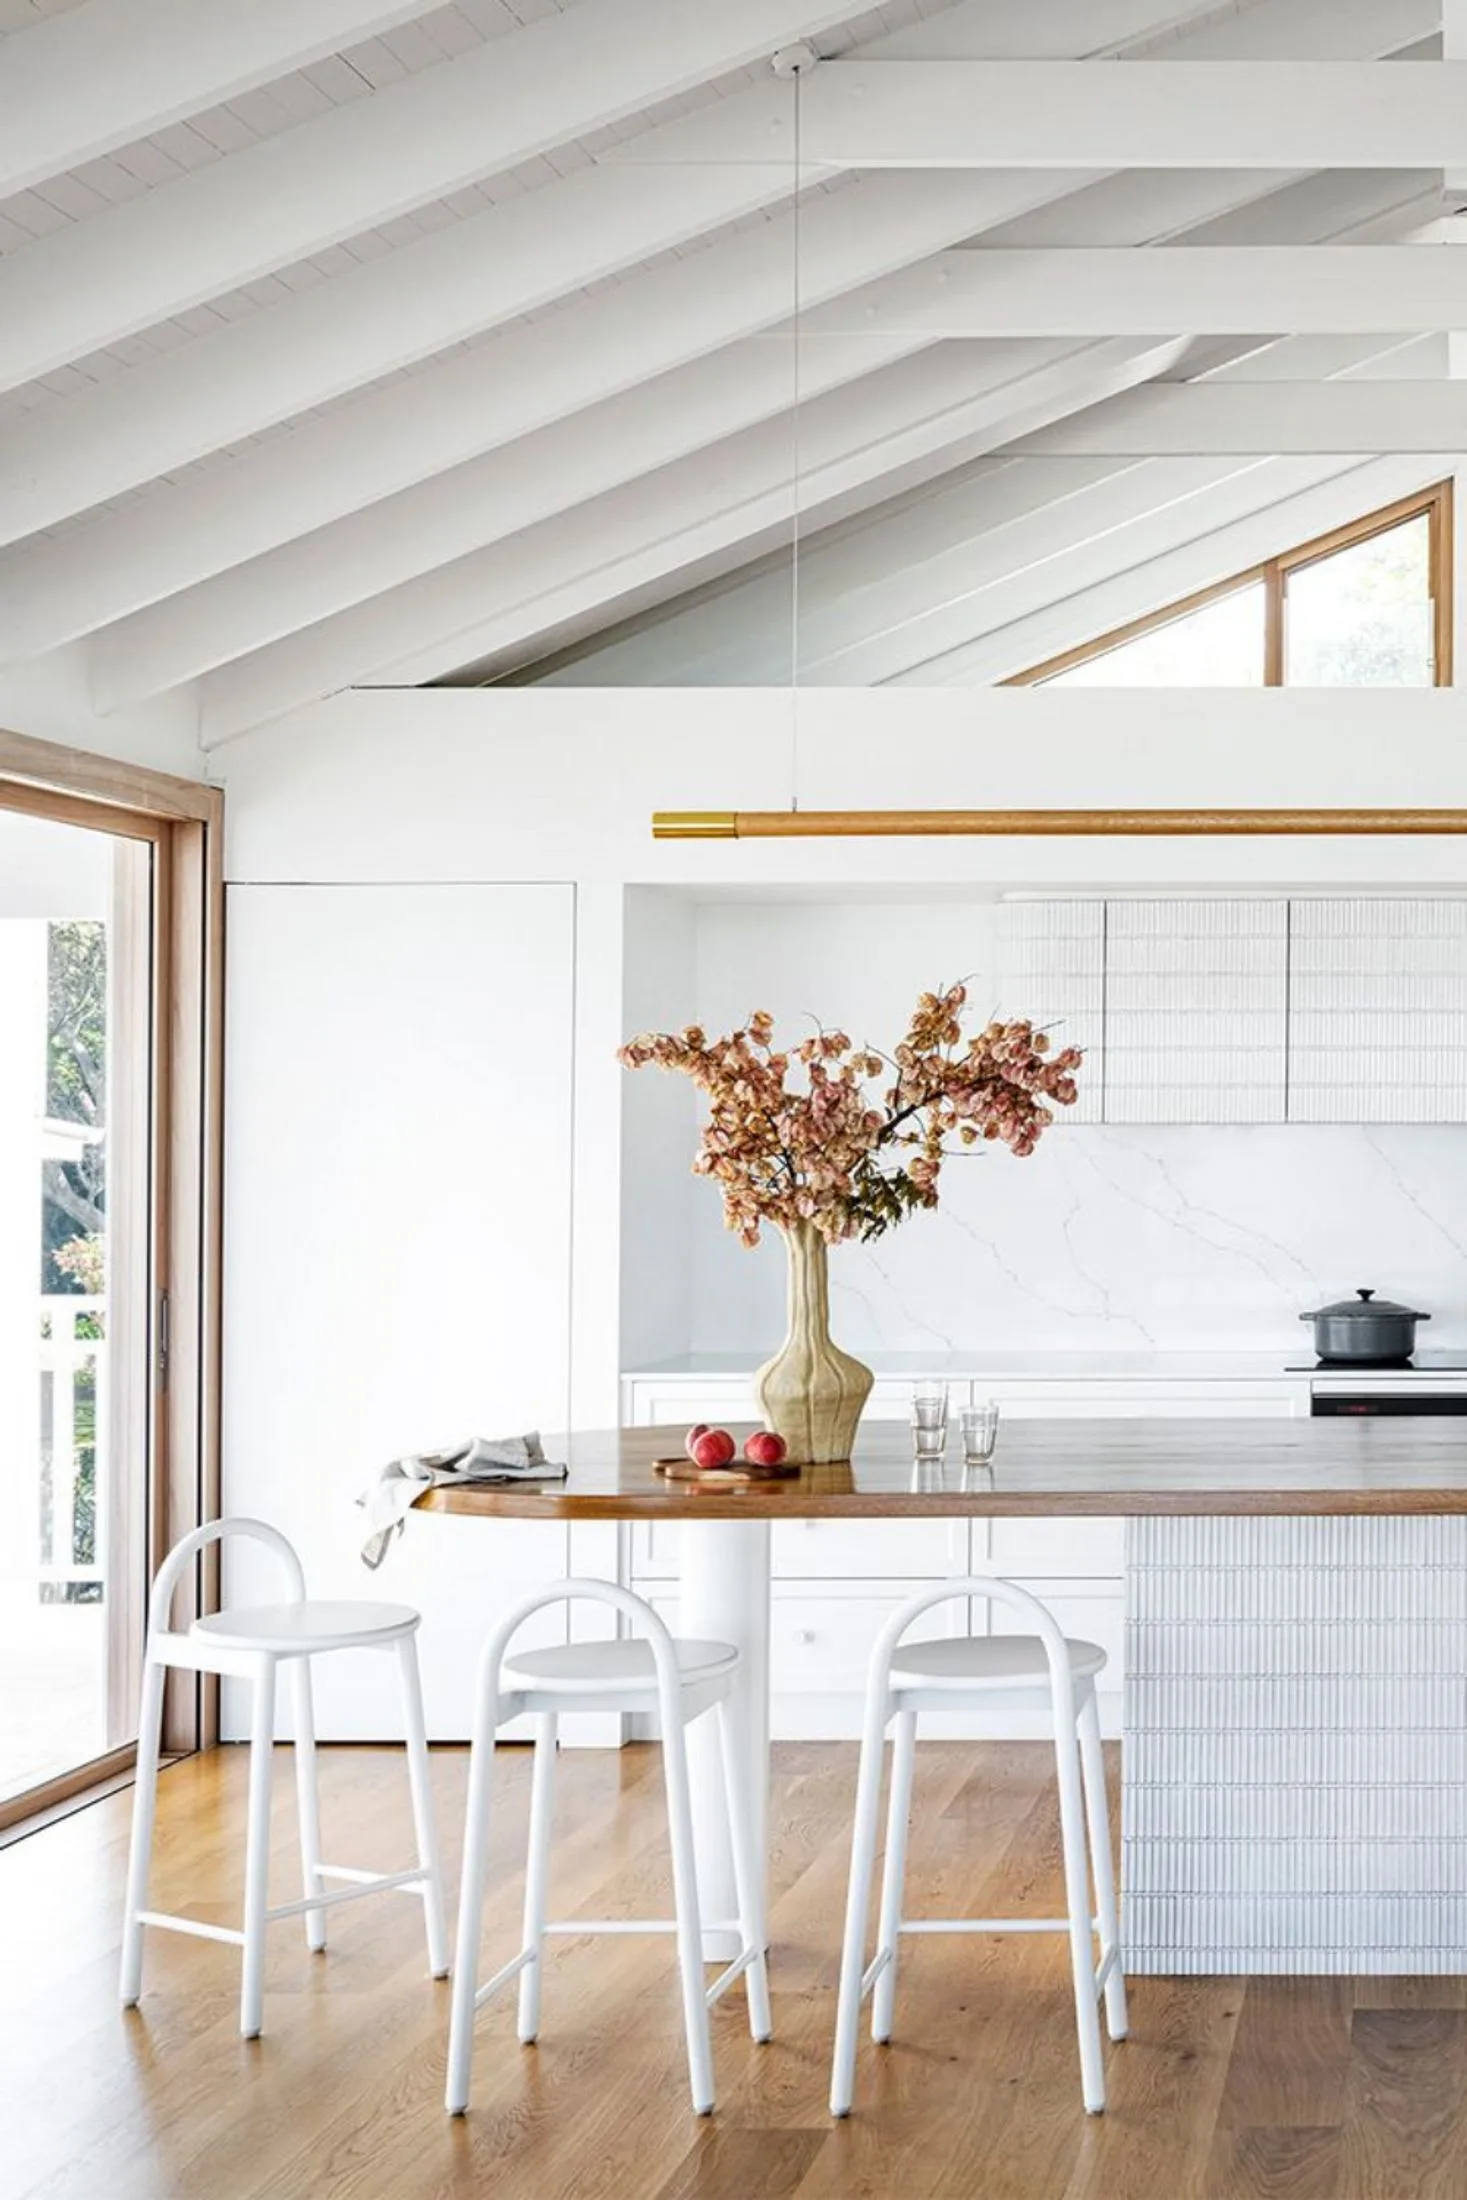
[{"xmin": 0, "ymin": 800, "xmax": 160, "ymax": 1813}]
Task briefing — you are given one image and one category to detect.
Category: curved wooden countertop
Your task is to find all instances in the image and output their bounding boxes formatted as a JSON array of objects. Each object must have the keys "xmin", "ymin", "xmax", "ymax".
[{"xmin": 415, "ymin": 1417, "xmax": 1467, "ymax": 1520}]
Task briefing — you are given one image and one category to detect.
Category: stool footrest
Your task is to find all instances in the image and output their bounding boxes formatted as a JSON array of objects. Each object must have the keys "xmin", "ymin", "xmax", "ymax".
[
  {"xmin": 705, "ymin": 1945, "xmax": 759, "ymax": 2010},
  {"xmin": 318, "ymin": 1863, "xmax": 429, "ymax": 1899},
  {"xmin": 900, "ymin": 1917, "xmax": 1075, "ymax": 1935},
  {"xmin": 473, "ymin": 1946, "xmax": 538, "ymax": 2011},
  {"xmin": 265, "ymin": 1866, "xmax": 428, "ymax": 1925},
  {"xmin": 136, "ymin": 1910, "xmax": 246, "ymax": 1948}
]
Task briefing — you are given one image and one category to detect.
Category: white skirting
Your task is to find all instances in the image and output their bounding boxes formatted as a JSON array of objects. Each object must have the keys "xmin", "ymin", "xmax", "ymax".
[{"xmin": 1123, "ymin": 1514, "xmax": 1467, "ymax": 1974}]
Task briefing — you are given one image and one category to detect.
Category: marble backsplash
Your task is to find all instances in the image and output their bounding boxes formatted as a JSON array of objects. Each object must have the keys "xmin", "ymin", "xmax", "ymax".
[{"xmin": 686, "ymin": 1125, "xmax": 1467, "ymax": 1359}]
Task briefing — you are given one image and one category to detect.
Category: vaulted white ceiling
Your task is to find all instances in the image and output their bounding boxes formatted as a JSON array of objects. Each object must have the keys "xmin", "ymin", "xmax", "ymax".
[{"xmin": 0, "ymin": 0, "xmax": 1461, "ymax": 739}]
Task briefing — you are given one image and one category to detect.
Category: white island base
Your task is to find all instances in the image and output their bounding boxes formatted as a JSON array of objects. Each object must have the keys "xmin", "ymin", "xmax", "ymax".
[
  {"xmin": 1124, "ymin": 1514, "xmax": 1467, "ymax": 1974},
  {"xmin": 680, "ymin": 1512, "xmax": 1467, "ymax": 1975}
]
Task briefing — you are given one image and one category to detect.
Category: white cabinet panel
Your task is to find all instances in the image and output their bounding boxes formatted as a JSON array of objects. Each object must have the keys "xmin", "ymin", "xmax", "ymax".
[
  {"xmin": 771, "ymin": 1517, "xmax": 968, "ymax": 1579},
  {"xmin": 987, "ymin": 1518, "xmax": 1126, "ymax": 1576},
  {"xmin": 1104, "ymin": 899, "xmax": 1287, "ymax": 1124},
  {"xmin": 1289, "ymin": 899, "xmax": 1467, "ymax": 1122},
  {"xmin": 222, "ymin": 884, "xmax": 575, "ymax": 1740},
  {"xmin": 994, "ymin": 900, "xmax": 1104, "ymax": 1123}
]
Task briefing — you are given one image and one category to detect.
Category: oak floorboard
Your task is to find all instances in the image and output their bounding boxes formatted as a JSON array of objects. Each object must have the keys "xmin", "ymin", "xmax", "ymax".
[
  {"xmin": 1337, "ymin": 2009, "xmax": 1467, "ymax": 2200},
  {"xmin": 9, "ymin": 1742, "xmax": 1467, "ymax": 2200}
]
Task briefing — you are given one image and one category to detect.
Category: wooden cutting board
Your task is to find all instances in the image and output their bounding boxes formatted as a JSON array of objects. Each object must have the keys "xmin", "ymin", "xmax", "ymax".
[{"xmin": 653, "ymin": 1456, "xmax": 801, "ymax": 1484}]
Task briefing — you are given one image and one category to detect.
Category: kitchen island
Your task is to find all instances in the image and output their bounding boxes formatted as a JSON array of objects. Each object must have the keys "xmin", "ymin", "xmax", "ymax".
[{"xmin": 422, "ymin": 1417, "xmax": 1467, "ymax": 1976}]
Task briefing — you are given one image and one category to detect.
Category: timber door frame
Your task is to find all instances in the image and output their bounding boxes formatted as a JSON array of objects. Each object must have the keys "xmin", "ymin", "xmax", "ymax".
[{"xmin": 0, "ymin": 731, "xmax": 223, "ymax": 1831}]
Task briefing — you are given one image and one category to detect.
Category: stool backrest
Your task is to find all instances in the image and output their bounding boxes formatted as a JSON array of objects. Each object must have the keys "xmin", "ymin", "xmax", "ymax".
[{"xmin": 148, "ymin": 1517, "xmax": 306, "ymax": 1645}]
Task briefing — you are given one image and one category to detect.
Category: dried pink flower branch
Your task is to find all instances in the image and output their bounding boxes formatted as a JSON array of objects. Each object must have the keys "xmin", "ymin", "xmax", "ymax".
[{"xmin": 618, "ymin": 983, "xmax": 1082, "ymax": 1248}]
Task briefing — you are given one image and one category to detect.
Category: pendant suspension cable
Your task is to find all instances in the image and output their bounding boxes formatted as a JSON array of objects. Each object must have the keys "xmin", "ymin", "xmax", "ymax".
[{"xmin": 773, "ymin": 43, "xmax": 816, "ymax": 812}]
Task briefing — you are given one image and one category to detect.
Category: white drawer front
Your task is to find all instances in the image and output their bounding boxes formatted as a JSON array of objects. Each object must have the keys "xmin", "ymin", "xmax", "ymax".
[
  {"xmin": 769, "ymin": 1592, "xmax": 968, "ymax": 1694},
  {"xmin": 772, "ymin": 1517, "xmax": 967, "ymax": 1579},
  {"xmin": 994, "ymin": 1582, "xmax": 1125, "ymax": 1676},
  {"xmin": 633, "ymin": 1516, "xmax": 969, "ymax": 1581},
  {"xmin": 624, "ymin": 1378, "xmax": 756, "ymax": 1429},
  {"xmin": 985, "ymin": 1517, "xmax": 1125, "ymax": 1578}
]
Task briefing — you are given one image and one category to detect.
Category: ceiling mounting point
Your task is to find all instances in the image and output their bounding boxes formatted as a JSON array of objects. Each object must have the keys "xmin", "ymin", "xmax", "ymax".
[{"xmin": 771, "ymin": 42, "xmax": 818, "ymax": 78}]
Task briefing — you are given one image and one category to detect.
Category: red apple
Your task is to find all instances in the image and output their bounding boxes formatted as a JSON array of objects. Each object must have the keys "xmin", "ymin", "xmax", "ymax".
[
  {"xmin": 744, "ymin": 1430, "xmax": 788, "ymax": 1468},
  {"xmin": 684, "ymin": 1422, "xmax": 711, "ymax": 1458},
  {"xmin": 690, "ymin": 1427, "xmax": 737, "ymax": 1470}
]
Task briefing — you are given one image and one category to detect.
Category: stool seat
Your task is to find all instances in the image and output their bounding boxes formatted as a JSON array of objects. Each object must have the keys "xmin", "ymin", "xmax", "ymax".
[
  {"xmin": 891, "ymin": 1633, "xmax": 1106, "ymax": 1690},
  {"xmin": 192, "ymin": 1599, "xmax": 419, "ymax": 1656},
  {"xmin": 502, "ymin": 1635, "xmax": 737, "ymax": 1694}
]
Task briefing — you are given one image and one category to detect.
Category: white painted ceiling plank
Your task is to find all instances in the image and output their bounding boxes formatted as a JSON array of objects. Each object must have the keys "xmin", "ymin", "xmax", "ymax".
[
  {"xmin": 0, "ymin": 163, "xmax": 793, "ymax": 545},
  {"xmin": 0, "ymin": 0, "xmax": 448, "ymax": 198},
  {"xmin": 799, "ymin": 248, "xmax": 1467, "ymax": 336},
  {"xmin": 0, "ymin": 0, "xmax": 1416, "ymax": 545},
  {"xmin": 194, "ymin": 334, "xmax": 1188, "ymax": 739},
  {"xmin": 1009, "ymin": 379, "xmax": 1467, "ymax": 453},
  {"xmin": 86, "ymin": 329, "xmax": 934, "ymax": 706},
  {"xmin": 0, "ymin": 173, "xmax": 1086, "ymax": 654},
  {"xmin": 0, "ymin": 0, "xmax": 863, "ymax": 391}
]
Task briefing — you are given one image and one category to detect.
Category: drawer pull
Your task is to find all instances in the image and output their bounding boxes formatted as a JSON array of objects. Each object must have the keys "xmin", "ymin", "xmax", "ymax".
[{"xmin": 794, "ymin": 1629, "xmax": 815, "ymax": 1645}]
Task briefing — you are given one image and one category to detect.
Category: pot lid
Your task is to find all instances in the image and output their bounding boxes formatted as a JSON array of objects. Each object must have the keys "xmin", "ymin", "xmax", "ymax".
[{"xmin": 1301, "ymin": 1287, "xmax": 1429, "ymax": 1321}]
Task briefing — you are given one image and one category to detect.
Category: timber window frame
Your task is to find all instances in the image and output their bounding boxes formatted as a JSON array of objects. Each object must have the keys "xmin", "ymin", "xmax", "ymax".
[{"xmin": 1008, "ymin": 480, "xmax": 1454, "ymax": 690}]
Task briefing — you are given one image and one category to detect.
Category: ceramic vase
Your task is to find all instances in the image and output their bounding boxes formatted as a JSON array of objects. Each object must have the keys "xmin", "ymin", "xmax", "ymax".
[{"xmin": 753, "ymin": 1219, "xmax": 873, "ymax": 1464}]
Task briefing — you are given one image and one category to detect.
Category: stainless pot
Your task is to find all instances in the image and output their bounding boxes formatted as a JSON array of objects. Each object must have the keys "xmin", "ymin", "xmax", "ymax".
[{"xmin": 1300, "ymin": 1288, "xmax": 1430, "ymax": 1365}]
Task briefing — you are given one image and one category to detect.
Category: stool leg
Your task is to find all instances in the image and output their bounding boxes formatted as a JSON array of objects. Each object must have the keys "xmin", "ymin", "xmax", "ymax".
[
  {"xmin": 662, "ymin": 1708, "xmax": 716, "ymax": 2116},
  {"xmin": 516, "ymin": 1711, "xmax": 558, "ymax": 2044},
  {"xmin": 119, "ymin": 1654, "xmax": 166, "ymax": 2006},
  {"xmin": 446, "ymin": 1683, "xmax": 501, "ymax": 2114},
  {"xmin": 396, "ymin": 1635, "xmax": 449, "ymax": 1980},
  {"xmin": 240, "ymin": 1656, "xmax": 277, "ymax": 2040},
  {"xmin": 1078, "ymin": 1687, "xmax": 1128, "ymax": 2042},
  {"xmin": 715, "ymin": 1696, "xmax": 772, "ymax": 2044},
  {"xmin": 831, "ymin": 1688, "xmax": 891, "ymax": 2117},
  {"xmin": 1054, "ymin": 1713, "xmax": 1106, "ymax": 2114},
  {"xmin": 290, "ymin": 1657, "xmax": 327, "ymax": 1954},
  {"xmin": 871, "ymin": 1708, "xmax": 917, "ymax": 2044}
]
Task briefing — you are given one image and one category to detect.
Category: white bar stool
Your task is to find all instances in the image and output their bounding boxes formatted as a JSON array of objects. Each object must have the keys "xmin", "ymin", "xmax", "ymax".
[
  {"xmin": 830, "ymin": 1576, "xmax": 1127, "ymax": 2119},
  {"xmin": 446, "ymin": 1579, "xmax": 772, "ymax": 2120},
  {"xmin": 120, "ymin": 1518, "xmax": 449, "ymax": 2038}
]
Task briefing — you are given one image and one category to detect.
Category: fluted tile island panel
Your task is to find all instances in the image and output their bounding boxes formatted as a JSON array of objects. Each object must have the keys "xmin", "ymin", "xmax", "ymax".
[{"xmin": 1124, "ymin": 1514, "xmax": 1467, "ymax": 1973}]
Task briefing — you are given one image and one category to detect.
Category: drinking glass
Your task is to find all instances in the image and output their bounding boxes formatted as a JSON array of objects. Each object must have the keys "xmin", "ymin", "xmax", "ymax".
[
  {"xmin": 959, "ymin": 1400, "xmax": 1000, "ymax": 1466},
  {"xmin": 911, "ymin": 1380, "xmax": 948, "ymax": 1462}
]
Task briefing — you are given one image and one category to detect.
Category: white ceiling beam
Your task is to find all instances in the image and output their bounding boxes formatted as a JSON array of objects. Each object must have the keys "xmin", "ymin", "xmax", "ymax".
[
  {"xmin": 613, "ymin": 61, "xmax": 1467, "ymax": 173},
  {"xmin": 0, "ymin": 0, "xmax": 446, "ymax": 199},
  {"xmin": 88, "ymin": 328, "xmax": 931, "ymax": 707},
  {"xmin": 0, "ymin": 0, "xmax": 1415, "ymax": 540},
  {"xmin": 606, "ymin": 0, "xmax": 1439, "ymax": 168},
  {"xmin": 194, "ymin": 334, "xmax": 1186, "ymax": 741},
  {"xmin": 0, "ymin": 173, "xmax": 1082, "ymax": 656},
  {"xmin": 550, "ymin": 335, "xmax": 1435, "ymax": 685},
  {"xmin": 1009, "ymin": 379, "xmax": 1467, "ymax": 453},
  {"xmin": 800, "ymin": 248, "xmax": 1467, "ymax": 337},
  {"xmin": 0, "ymin": 0, "xmax": 863, "ymax": 393},
  {"xmin": 0, "ymin": 164, "xmax": 794, "ymax": 548}
]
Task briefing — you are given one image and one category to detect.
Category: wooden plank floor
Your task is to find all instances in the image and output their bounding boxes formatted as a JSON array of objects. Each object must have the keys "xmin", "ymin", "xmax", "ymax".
[{"xmin": 2, "ymin": 1741, "xmax": 1461, "ymax": 2200}]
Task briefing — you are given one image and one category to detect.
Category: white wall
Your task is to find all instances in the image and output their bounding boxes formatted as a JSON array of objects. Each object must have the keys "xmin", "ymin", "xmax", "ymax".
[
  {"xmin": 221, "ymin": 882, "xmax": 576, "ymax": 1737},
  {"xmin": 216, "ymin": 684, "xmax": 1467, "ymax": 1412}
]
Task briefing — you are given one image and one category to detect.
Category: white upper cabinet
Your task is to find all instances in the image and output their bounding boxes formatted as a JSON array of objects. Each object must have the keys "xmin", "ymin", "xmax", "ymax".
[
  {"xmin": 993, "ymin": 900, "xmax": 1104, "ymax": 1123},
  {"xmin": 1104, "ymin": 899, "xmax": 1289, "ymax": 1125},
  {"xmin": 999, "ymin": 895, "xmax": 1467, "ymax": 1124},
  {"xmin": 1288, "ymin": 899, "xmax": 1467, "ymax": 1124}
]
